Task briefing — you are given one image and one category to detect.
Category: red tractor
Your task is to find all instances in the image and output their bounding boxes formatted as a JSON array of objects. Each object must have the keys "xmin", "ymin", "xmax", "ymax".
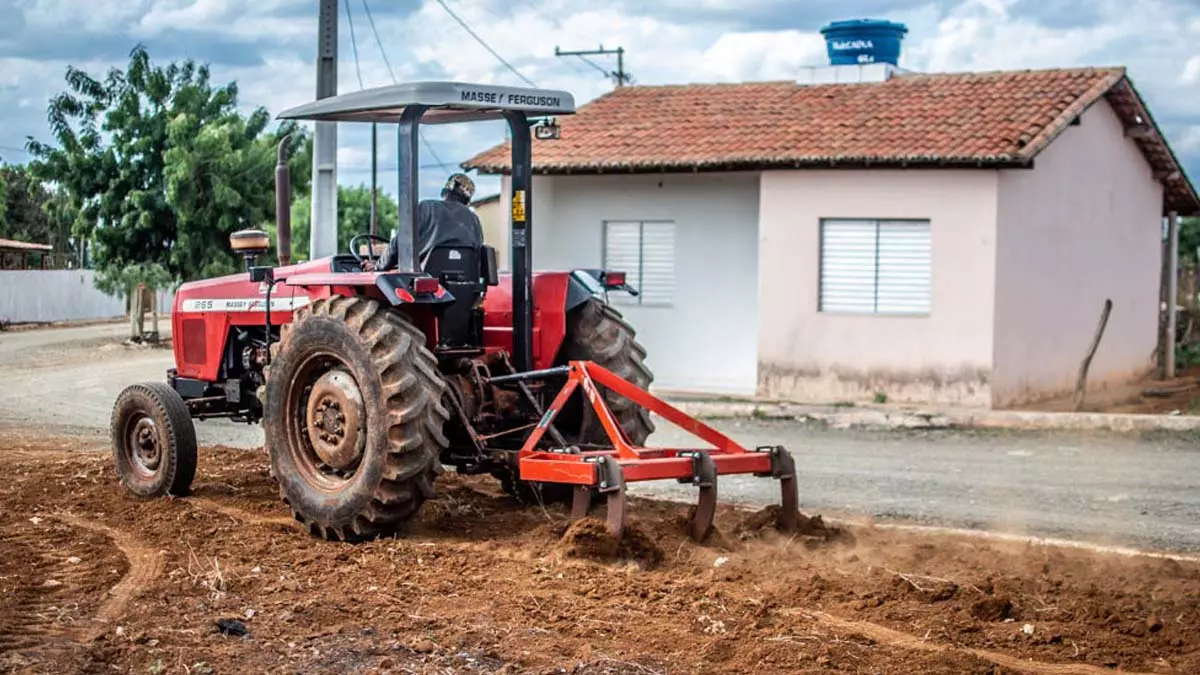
[{"xmin": 110, "ymin": 81, "xmax": 798, "ymax": 543}]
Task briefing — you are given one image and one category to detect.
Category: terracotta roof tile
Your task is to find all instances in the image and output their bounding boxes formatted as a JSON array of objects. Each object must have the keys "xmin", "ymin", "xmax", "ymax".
[{"xmin": 463, "ymin": 66, "xmax": 1198, "ymax": 214}]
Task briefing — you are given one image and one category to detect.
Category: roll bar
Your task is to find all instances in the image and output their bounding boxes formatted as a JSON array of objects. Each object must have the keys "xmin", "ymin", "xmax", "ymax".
[{"xmin": 276, "ymin": 81, "xmax": 577, "ymax": 372}]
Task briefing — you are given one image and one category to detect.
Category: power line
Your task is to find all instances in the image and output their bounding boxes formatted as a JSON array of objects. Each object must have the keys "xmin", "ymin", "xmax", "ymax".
[
  {"xmin": 343, "ymin": 0, "xmax": 365, "ymax": 89},
  {"xmin": 555, "ymin": 45, "xmax": 632, "ymax": 86},
  {"xmin": 360, "ymin": 0, "xmax": 451, "ymax": 171},
  {"xmin": 434, "ymin": 0, "xmax": 537, "ymax": 87},
  {"xmin": 359, "ymin": 0, "xmax": 396, "ymax": 84},
  {"xmin": 575, "ymin": 54, "xmax": 610, "ymax": 78}
]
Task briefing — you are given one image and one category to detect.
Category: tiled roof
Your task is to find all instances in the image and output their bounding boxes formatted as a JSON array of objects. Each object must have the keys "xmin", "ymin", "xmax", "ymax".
[{"xmin": 463, "ymin": 67, "xmax": 1198, "ymax": 214}]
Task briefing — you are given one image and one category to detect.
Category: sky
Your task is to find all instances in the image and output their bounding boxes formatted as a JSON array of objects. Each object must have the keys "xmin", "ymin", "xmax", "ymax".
[{"xmin": 1, "ymin": 0, "xmax": 1199, "ymax": 203}]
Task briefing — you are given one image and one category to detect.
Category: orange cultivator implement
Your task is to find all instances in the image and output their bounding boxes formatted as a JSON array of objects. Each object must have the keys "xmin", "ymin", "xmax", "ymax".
[{"xmin": 505, "ymin": 361, "xmax": 800, "ymax": 542}]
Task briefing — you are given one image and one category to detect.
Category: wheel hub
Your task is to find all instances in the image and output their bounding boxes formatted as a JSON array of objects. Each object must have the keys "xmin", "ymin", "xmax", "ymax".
[
  {"xmin": 305, "ymin": 369, "xmax": 365, "ymax": 471},
  {"xmin": 131, "ymin": 417, "xmax": 161, "ymax": 471}
]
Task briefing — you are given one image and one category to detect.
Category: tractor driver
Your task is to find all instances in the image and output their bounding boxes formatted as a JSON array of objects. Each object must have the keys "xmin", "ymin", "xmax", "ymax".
[{"xmin": 363, "ymin": 173, "xmax": 484, "ymax": 272}]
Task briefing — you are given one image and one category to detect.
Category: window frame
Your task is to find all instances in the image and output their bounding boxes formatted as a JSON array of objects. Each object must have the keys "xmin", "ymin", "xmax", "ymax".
[
  {"xmin": 817, "ymin": 217, "xmax": 932, "ymax": 317},
  {"xmin": 601, "ymin": 219, "xmax": 676, "ymax": 308}
]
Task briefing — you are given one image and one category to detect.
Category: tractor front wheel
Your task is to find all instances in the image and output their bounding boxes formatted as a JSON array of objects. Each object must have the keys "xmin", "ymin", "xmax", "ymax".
[
  {"xmin": 264, "ymin": 296, "xmax": 449, "ymax": 541},
  {"xmin": 110, "ymin": 382, "xmax": 198, "ymax": 498}
]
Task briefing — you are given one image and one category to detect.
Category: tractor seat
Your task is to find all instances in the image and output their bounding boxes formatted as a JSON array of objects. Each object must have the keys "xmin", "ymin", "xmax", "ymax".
[
  {"xmin": 422, "ymin": 245, "xmax": 498, "ymax": 350},
  {"xmin": 422, "ymin": 245, "xmax": 498, "ymax": 290}
]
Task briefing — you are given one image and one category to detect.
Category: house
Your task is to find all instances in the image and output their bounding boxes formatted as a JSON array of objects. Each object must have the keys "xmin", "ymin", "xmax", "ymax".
[
  {"xmin": 469, "ymin": 193, "xmax": 507, "ymax": 270},
  {"xmin": 462, "ymin": 65, "xmax": 1199, "ymax": 408}
]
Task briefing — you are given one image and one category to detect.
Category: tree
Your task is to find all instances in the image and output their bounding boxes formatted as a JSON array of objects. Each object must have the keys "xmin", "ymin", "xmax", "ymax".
[
  {"xmin": 0, "ymin": 165, "xmax": 50, "ymax": 243},
  {"xmin": 277, "ymin": 185, "xmax": 399, "ymax": 263},
  {"xmin": 25, "ymin": 45, "xmax": 311, "ymax": 290},
  {"xmin": 1180, "ymin": 216, "xmax": 1200, "ymax": 265}
]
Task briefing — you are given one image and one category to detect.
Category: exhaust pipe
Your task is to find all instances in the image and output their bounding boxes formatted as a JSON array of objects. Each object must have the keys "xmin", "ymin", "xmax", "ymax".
[{"xmin": 275, "ymin": 134, "xmax": 292, "ymax": 266}]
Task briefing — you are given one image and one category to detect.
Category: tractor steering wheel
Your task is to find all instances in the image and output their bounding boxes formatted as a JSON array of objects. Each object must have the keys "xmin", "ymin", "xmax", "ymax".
[{"xmin": 348, "ymin": 233, "xmax": 389, "ymax": 270}]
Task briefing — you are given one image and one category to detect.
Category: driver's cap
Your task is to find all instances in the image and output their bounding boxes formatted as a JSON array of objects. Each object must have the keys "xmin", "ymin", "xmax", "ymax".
[{"xmin": 443, "ymin": 172, "xmax": 475, "ymax": 201}]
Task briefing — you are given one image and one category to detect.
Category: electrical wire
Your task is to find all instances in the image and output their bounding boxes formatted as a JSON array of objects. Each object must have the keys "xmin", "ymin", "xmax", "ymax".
[
  {"xmin": 360, "ymin": 0, "xmax": 452, "ymax": 171},
  {"xmin": 343, "ymin": 0, "xmax": 366, "ymax": 89},
  {"xmin": 433, "ymin": 0, "xmax": 537, "ymax": 87},
  {"xmin": 575, "ymin": 54, "xmax": 611, "ymax": 78}
]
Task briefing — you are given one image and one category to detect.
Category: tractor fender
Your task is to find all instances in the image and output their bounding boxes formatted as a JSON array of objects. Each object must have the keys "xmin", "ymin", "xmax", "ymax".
[
  {"xmin": 565, "ymin": 271, "xmax": 602, "ymax": 312},
  {"xmin": 373, "ymin": 272, "xmax": 456, "ymax": 307},
  {"xmin": 564, "ymin": 269, "xmax": 639, "ymax": 312}
]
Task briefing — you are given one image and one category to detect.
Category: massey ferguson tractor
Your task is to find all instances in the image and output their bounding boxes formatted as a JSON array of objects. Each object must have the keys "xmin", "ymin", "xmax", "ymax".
[{"xmin": 109, "ymin": 81, "xmax": 798, "ymax": 543}]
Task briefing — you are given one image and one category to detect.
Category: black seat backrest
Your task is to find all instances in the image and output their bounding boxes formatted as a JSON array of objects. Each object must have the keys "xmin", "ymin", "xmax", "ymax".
[
  {"xmin": 423, "ymin": 246, "xmax": 485, "ymax": 349},
  {"xmin": 424, "ymin": 246, "xmax": 483, "ymax": 288}
]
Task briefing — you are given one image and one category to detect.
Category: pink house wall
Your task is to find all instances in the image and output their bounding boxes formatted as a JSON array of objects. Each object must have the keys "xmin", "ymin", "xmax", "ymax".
[
  {"xmin": 992, "ymin": 99, "xmax": 1164, "ymax": 407},
  {"xmin": 757, "ymin": 169, "xmax": 999, "ymax": 406}
]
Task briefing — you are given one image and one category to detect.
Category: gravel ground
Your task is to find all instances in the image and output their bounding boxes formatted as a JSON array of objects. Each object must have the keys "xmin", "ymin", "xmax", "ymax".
[{"xmin": 2, "ymin": 322, "xmax": 1199, "ymax": 553}]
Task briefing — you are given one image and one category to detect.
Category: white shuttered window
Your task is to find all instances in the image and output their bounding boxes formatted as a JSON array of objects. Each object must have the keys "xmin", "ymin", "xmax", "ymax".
[
  {"xmin": 603, "ymin": 220, "xmax": 675, "ymax": 306},
  {"xmin": 819, "ymin": 219, "xmax": 931, "ymax": 315}
]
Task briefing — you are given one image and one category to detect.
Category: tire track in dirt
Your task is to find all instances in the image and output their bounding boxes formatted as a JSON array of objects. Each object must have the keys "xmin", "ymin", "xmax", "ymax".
[
  {"xmin": 0, "ymin": 529, "xmax": 83, "ymax": 653},
  {"xmin": 53, "ymin": 514, "xmax": 164, "ymax": 643},
  {"xmin": 809, "ymin": 611, "xmax": 1157, "ymax": 675},
  {"xmin": 185, "ymin": 497, "xmax": 301, "ymax": 531},
  {"xmin": 0, "ymin": 513, "xmax": 159, "ymax": 660}
]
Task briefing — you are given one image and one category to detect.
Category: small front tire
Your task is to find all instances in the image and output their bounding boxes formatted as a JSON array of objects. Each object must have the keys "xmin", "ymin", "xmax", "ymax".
[{"xmin": 111, "ymin": 382, "xmax": 198, "ymax": 498}]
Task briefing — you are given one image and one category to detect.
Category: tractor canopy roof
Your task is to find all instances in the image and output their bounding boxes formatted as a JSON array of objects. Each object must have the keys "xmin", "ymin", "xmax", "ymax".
[{"xmin": 276, "ymin": 81, "xmax": 576, "ymax": 125}]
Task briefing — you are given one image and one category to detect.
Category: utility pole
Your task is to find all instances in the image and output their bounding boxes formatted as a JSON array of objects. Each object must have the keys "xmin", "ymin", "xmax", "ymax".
[
  {"xmin": 554, "ymin": 45, "xmax": 631, "ymax": 87},
  {"xmin": 370, "ymin": 124, "xmax": 378, "ymax": 236},
  {"xmin": 310, "ymin": 0, "xmax": 339, "ymax": 260}
]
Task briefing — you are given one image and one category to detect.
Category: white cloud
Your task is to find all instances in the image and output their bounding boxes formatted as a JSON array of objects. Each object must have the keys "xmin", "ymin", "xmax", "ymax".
[
  {"xmin": 1177, "ymin": 126, "xmax": 1200, "ymax": 154},
  {"xmin": 133, "ymin": 0, "xmax": 312, "ymax": 42},
  {"xmin": 700, "ymin": 30, "xmax": 828, "ymax": 81},
  {"xmin": 17, "ymin": 0, "xmax": 153, "ymax": 32},
  {"xmin": 1182, "ymin": 55, "xmax": 1200, "ymax": 85}
]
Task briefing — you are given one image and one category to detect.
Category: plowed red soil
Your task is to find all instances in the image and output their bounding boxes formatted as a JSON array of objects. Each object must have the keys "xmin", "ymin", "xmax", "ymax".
[{"xmin": 1, "ymin": 430, "xmax": 1198, "ymax": 674}]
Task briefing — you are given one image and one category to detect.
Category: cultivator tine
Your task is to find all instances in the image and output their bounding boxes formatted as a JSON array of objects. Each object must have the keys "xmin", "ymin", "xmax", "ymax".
[
  {"xmin": 760, "ymin": 446, "xmax": 800, "ymax": 532},
  {"xmin": 605, "ymin": 481, "xmax": 626, "ymax": 540},
  {"xmin": 680, "ymin": 451, "xmax": 718, "ymax": 542},
  {"xmin": 570, "ymin": 485, "xmax": 592, "ymax": 521},
  {"xmin": 588, "ymin": 456, "xmax": 626, "ymax": 539}
]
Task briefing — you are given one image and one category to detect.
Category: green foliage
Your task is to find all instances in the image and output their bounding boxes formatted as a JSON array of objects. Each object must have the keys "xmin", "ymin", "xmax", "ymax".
[
  {"xmin": 1180, "ymin": 216, "xmax": 1200, "ymax": 263},
  {"xmin": 873, "ymin": 391, "xmax": 888, "ymax": 404},
  {"xmin": 0, "ymin": 165, "xmax": 48, "ymax": 243},
  {"xmin": 25, "ymin": 44, "xmax": 312, "ymax": 288},
  {"xmin": 94, "ymin": 261, "xmax": 173, "ymax": 297},
  {"xmin": 276, "ymin": 185, "xmax": 399, "ymax": 263}
]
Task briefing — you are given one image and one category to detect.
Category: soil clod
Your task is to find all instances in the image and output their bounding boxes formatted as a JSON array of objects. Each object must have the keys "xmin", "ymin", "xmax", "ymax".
[
  {"xmin": 735, "ymin": 505, "xmax": 855, "ymax": 546},
  {"xmin": 215, "ymin": 618, "xmax": 249, "ymax": 637},
  {"xmin": 555, "ymin": 518, "xmax": 664, "ymax": 567},
  {"xmin": 970, "ymin": 595, "xmax": 1014, "ymax": 622}
]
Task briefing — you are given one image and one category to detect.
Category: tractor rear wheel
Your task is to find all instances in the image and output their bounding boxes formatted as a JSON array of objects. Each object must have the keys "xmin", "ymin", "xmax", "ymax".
[
  {"xmin": 501, "ymin": 298, "xmax": 655, "ymax": 505},
  {"xmin": 558, "ymin": 297, "xmax": 655, "ymax": 445},
  {"xmin": 110, "ymin": 382, "xmax": 197, "ymax": 498},
  {"xmin": 264, "ymin": 296, "xmax": 449, "ymax": 541}
]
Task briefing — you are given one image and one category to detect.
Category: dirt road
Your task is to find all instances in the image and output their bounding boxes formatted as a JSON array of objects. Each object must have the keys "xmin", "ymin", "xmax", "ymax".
[
  {"xmin": 1, "ymin": 433, "xmax": 1197, "ymax": 674},
  {"xmin": 2, "ymin": 324, "xmax": 1199, "ymax": 554}
]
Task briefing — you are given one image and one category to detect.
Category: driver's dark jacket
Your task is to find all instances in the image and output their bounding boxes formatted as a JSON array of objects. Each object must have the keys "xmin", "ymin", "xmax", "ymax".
[{"xmin": 376, "ymin": 197, "xmax": 483, "ymax": 270}]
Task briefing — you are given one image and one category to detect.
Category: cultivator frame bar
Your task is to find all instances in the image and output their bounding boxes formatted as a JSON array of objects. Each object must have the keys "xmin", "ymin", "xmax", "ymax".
[{"xmin": 510, "ymin": 361, "xmax": 799, "ymax": 542}]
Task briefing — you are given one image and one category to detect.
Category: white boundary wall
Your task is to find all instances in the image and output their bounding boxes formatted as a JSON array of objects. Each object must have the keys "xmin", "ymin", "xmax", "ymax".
[{"xmin": 0, "ymin": 270, "xmax": 172, "ymax": 323}]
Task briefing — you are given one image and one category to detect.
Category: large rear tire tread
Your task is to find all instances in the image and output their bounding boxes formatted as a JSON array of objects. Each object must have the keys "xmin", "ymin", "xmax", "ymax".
[
  {"xmin": 110, "ymin": 382, "xmax": 198, "ymax": 498},
  {"xmin": 265, "ymin": 296, "xmax": 449, "ymax": 542},
  {"xmin": 561, "ymin": 298, "xmax": 656, "ymax": 445}
]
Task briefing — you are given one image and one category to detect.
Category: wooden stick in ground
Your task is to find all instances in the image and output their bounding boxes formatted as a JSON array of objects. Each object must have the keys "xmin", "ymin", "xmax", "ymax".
[{"xmin": 1074, "ymin": 298, "xmax": 1113, "ymax": 412}]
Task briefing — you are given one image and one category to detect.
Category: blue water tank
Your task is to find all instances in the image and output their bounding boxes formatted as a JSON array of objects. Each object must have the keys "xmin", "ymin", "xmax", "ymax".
[{"xmin": 820, "ymin": 19, "xmax": 908, "ymax": 66}]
